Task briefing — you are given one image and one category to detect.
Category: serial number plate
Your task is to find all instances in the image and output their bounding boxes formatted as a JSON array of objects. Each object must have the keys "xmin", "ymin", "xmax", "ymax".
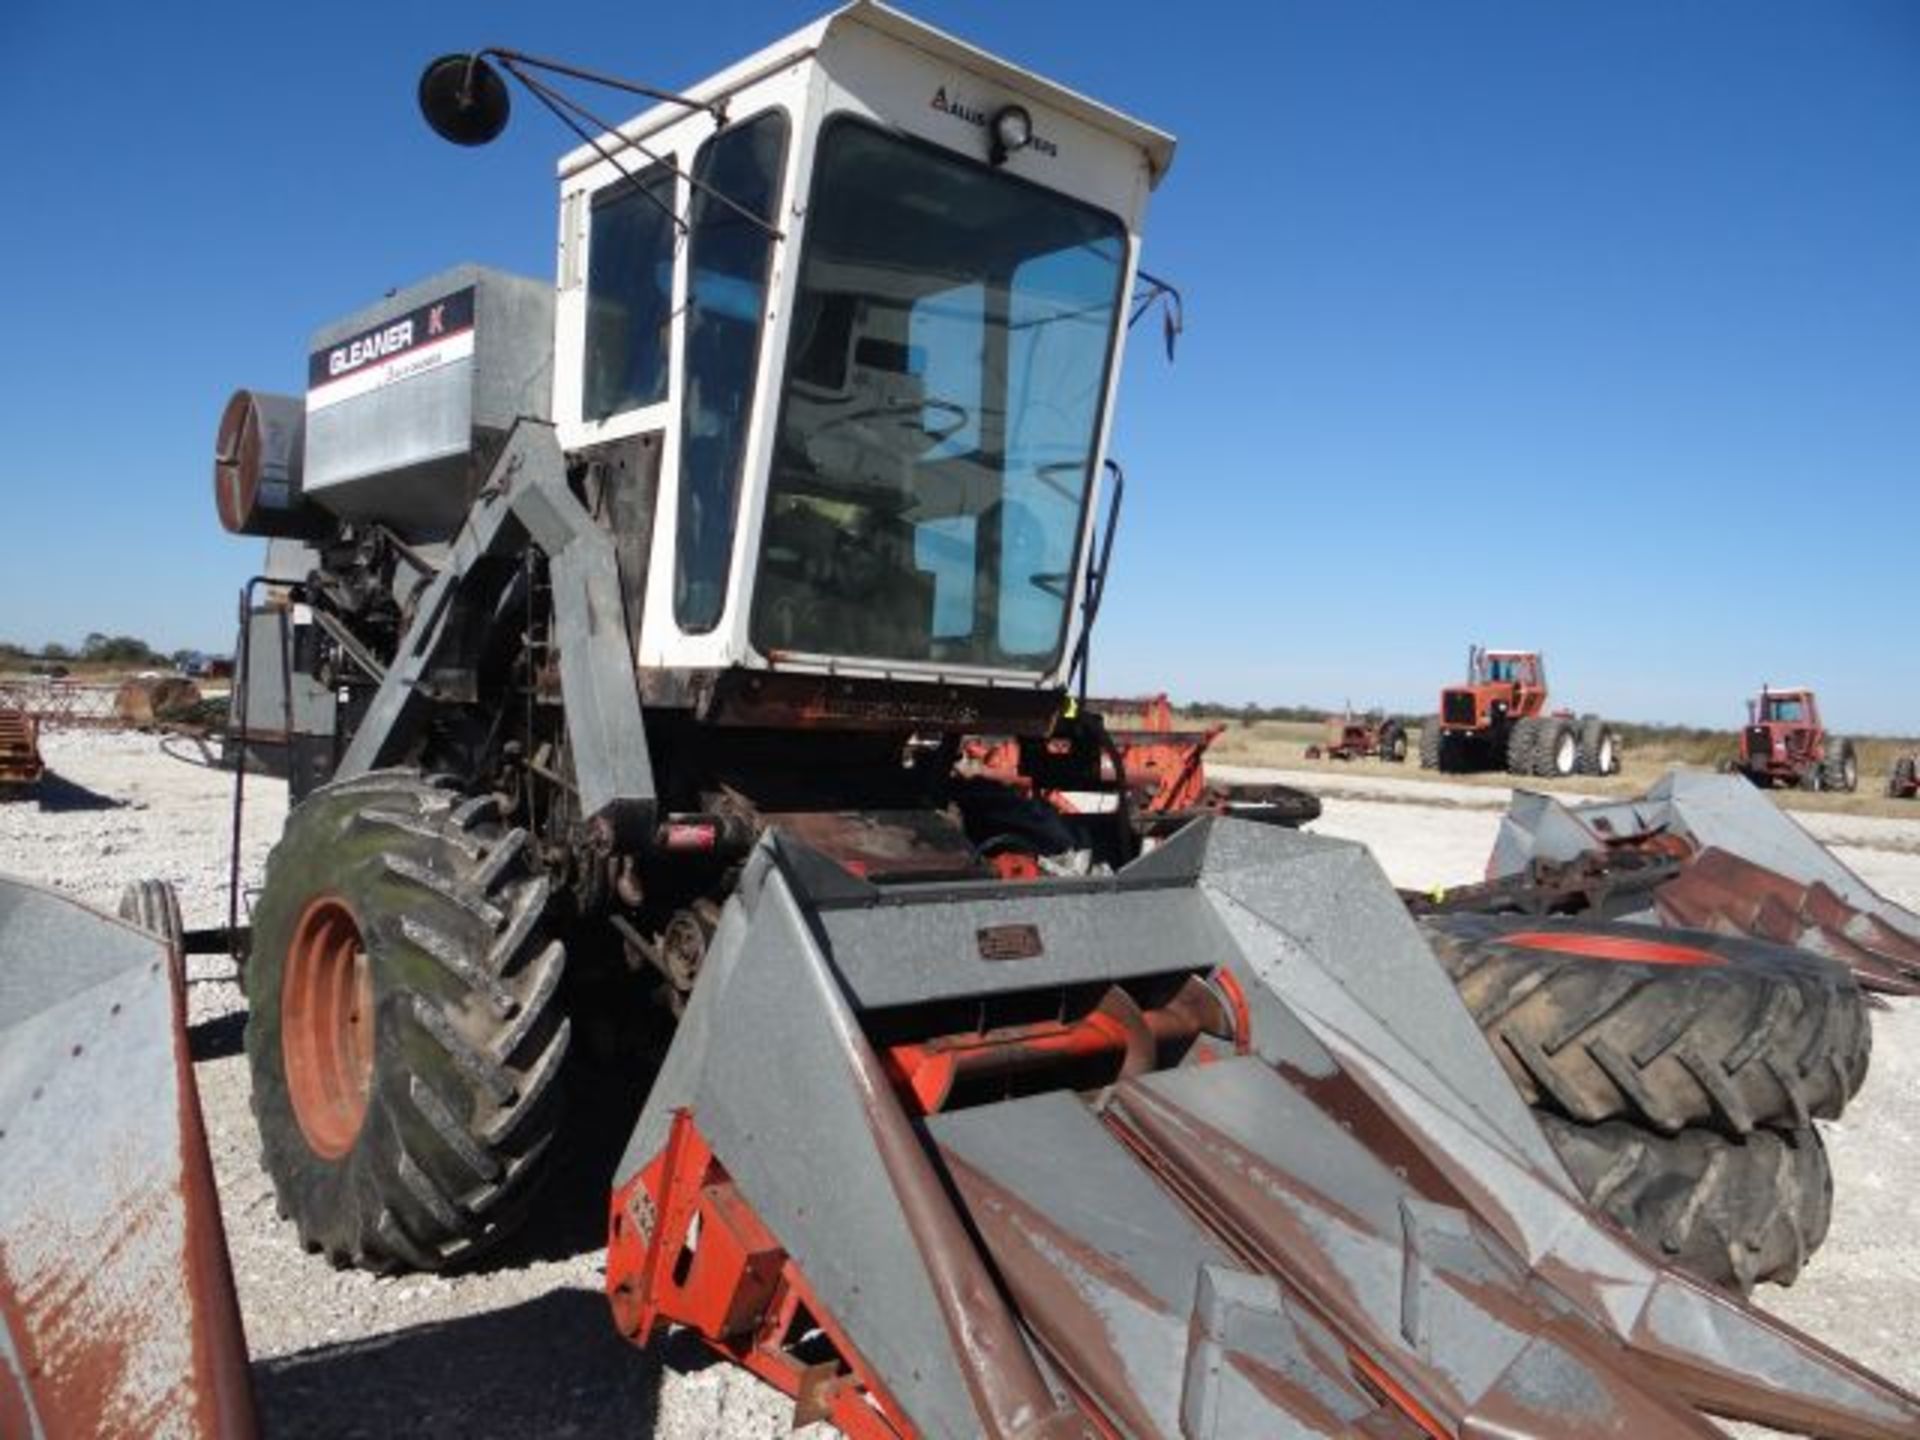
[{"xmin": 976, "ymin": 924, "xmax": 1044, "ymax": 962}]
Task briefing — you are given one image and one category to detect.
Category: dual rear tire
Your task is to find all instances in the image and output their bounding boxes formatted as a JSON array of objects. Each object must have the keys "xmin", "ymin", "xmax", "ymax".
[
  {"xmin": 1503, "ymin": 715, "xmax": 1618, "ymax": 779},
  {"xmin": 1890, "ymin": 755, "xmax": 1918, "ymax": 799},
  {"xmin": 1530, "ymin": 717, "xmax": 1579, "ymax": 778},
  {"xmin": 1418, "ymin": 717, "xmax": 1442, "ymax": 770},
  {"xmin": 1822, "ymin": 737, "xmax": 1859, "ymax": 793},
  {"xmin": 1575, "ymin": 714, "xmax": 1620, "ymax": 776},
  {"xmin": 1377, "ymin": 720, "xmax": 1408, "ymax": 763}
]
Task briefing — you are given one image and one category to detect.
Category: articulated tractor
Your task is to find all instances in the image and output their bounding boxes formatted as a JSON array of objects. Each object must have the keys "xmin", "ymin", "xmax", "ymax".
[{"xmin": 6, "ymin": 7, "xmax": 1920, "ymax": 1438}]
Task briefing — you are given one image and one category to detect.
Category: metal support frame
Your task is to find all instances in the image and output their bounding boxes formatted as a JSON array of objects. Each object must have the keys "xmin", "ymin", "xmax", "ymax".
[{"xmin": 334, "ymin": 420, "xmax": 656, "ymax": 841}]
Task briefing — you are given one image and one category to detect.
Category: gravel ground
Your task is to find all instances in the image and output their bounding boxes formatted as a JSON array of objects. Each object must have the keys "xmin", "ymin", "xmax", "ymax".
[
  {"xmin": 0, "ymin": 731, "xmax": 810, "ymax": 1440},
  {"xmin": 5, "ymin": 731, "xmax": 1918, "ymax": 1437}
]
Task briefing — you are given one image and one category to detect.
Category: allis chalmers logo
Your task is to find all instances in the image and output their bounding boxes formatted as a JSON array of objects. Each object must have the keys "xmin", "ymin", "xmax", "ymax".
[{"xmin": 930, "ymin": 86, "xmax": 1059, "ymax": 157}]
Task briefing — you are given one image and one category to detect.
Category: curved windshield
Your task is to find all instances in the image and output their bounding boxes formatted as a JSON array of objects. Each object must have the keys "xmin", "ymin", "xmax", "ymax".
[{"xmin": 752, "ymin": 117, "xmax": 1127, "ymax": 670}]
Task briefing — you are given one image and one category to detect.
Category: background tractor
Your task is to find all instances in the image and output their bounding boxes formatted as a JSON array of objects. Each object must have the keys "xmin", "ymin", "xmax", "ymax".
[
  {"xmin": 1303, "ymin": 707, "xmax": 1407, "ymax": 762},
  {"xmin": 1418, "ymin": 643, "xmax": 1618, "ymax": 778},
  {"xmin": 1732, "ymin": 684, "xmax": 1857, "ymax": 791}
]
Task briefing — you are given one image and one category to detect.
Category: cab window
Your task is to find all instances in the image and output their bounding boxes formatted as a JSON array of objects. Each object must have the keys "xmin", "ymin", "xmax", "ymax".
[
  {"xmin": 674, "ymin": 111, "xmax": 789, "ymax": 633},
  {"xmin": 582, "ymin": 162, "xmax": 678, "ymax": 422}
]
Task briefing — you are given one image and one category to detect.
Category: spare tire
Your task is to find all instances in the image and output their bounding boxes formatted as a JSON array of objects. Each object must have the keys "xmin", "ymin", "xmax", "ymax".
[
  {"xmin": 1421, "ymin": 914, "xmax": 1871, "ymax": 1137},
  {"xmin": 1540, "ymin": 1113, "xmax": 1830, "ymax": 1292}
]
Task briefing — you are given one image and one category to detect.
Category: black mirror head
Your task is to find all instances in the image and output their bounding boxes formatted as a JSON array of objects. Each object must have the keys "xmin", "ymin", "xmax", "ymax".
[{"xmin": 418, "ymin": 53, "xmax": 511, "ymax": 146}]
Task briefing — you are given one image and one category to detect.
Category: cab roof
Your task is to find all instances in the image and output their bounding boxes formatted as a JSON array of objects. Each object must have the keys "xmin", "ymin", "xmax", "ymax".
[{"xmin": 557, "ymin": 1, "xmax": 1176, "ymax": 184}]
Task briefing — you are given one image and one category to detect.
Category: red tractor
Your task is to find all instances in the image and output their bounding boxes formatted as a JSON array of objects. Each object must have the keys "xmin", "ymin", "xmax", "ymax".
[
  {"xmin": 1304, "ymin": 708, "xmax": 1408, "ymax": 762},
  {"xmin": 1732, "ymin": 686, "xmax": 1857, "ymax": 791},
  {"xmin": 1418, "ymin": 644, "xmax": 1618, "ymax": 778}
]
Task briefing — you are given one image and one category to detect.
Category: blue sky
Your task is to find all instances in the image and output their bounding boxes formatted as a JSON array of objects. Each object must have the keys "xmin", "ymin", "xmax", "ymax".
[{"xmin": 2, "ymin": 1, "xmax": 1915, "ymax": 729}]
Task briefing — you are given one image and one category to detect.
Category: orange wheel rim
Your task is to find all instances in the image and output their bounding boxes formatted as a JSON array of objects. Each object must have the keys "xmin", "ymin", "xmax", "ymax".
[{"xmin": 283, "ymin": 895, "xmax": 375, "ymax": 1158}]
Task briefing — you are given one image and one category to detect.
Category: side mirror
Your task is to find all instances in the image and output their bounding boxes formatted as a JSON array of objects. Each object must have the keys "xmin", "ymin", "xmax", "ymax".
[{"xmin": 417, "ymin": 53, "xmax": 511, "ymax": 146}]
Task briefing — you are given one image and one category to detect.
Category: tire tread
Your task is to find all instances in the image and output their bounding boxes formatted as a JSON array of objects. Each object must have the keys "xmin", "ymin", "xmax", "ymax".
[
  {"xmin": 1425, "ymin": 915, "xmax": 1871, "ymax": 1137},
  {"xmin": 1541, "ymin": 1113, "xmax": 1830, "ymax": 1291},
  {"xmin": 243, "ymin": 771, "xmax": 570, "ymax": 1273}
]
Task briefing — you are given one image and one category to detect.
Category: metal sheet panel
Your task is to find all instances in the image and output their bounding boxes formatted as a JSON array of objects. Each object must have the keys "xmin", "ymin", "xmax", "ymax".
[
  {"xmin": 0, "ymin": 879, "xmax": 254, "ymax": 1439},
  {"xmin": 617, "ymin": 850, "xmax": 999, "ymax": 1439},
  {"xmin": 303, "ymin": 265, "xmax": 553, "ymax": 538},
  {"xmin": 816, "ymin": 882, "xmax": 1242, "ymax": 1010}
]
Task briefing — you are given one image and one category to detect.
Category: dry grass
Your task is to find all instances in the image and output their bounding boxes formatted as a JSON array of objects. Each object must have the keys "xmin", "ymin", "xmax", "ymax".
[{"xmin": 1188, "ymin": 713, "xmax": 1920, "ymax": 820}]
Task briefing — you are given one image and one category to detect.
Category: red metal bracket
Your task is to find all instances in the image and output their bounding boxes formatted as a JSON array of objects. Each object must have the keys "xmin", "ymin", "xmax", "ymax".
[{"xmin": 607, "ymin": 1111, "xmax": 918, "ymax": 1440}]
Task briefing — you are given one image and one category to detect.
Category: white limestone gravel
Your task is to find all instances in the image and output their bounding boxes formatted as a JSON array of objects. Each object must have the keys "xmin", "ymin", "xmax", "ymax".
[
  {"xmin": 4, "ymin": 730, "xmax": 1918, "ymax": 1437},
  {"xmin": 0, "ymin": 730, "xmax": 815, "ymax": 1440}
]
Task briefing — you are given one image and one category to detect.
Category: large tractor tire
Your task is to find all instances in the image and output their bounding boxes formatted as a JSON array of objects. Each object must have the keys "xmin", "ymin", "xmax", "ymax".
[
  {"xmin": 1378, "ymin": 719, "xmax": 1408, "ymax": 763},
  {"xmin": 1890, "ymin": 755, "xmax": 1918, "ymax": 798},
  {"xmin": 1576, "ymin": 715, "xmax": 1618, "ymax": 777},
  {"xmin": 1823, "ymin": 737, "xmax": 1859, "ymax": 793},
  {"xmin": 1418, "ymin": 717, "xmax": 1441, "ymax": 770},
  {"xmin": 1540, "ymin": 1113, "xmax": 1830, "ymax": 1293},
  {"xmin": 1422, "ymin": 915, "xmax": 1871, "ymax": 1137},
  {"xmin": 1532, "ymin": 717, "xmax": 1578, "ymax": 779},
  {"xmin": 245, "ymin": 770, "xmax": 570, "ymax": 1272},
  {"xmin": 1504, "ymin": 716, "xmax": 1538, "ymax": 776}
]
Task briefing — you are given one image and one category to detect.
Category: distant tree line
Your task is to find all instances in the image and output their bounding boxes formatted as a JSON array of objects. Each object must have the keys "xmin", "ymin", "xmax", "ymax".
[
  {"xmin": 0, "ymin": 633, "xmax": 200, "ymax": 668},
  {"xmin": 1182, "ymin": 702, "xmax": 1428, "ymax": 725},
  {"xmin": 1184, "ymin": 701, "xmax": 1354, "ymax": 726}
]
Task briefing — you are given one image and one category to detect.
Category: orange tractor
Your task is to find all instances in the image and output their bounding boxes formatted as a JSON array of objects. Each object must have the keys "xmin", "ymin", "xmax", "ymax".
[{"xmin": 1418, "ymin": 644, "xmax": 1619, "ymax": 778}]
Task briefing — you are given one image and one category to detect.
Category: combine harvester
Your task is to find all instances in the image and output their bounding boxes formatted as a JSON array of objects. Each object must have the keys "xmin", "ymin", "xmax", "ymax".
[{"xmin": 9, "ymin": 6, "xmax": 1920, "ymax": 1436}]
